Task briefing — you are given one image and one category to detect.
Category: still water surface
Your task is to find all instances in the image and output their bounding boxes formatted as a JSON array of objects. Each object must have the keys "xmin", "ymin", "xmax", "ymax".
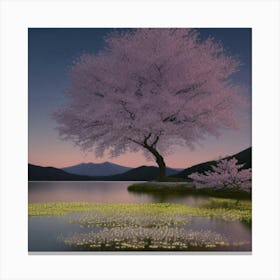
[
  {"xmin": 29, "ymin": 181, "xmax": 208, "ymax": 205},
  {"xmin": 28, "ymin": 181, "xmax": 251, "ymax": 251}
]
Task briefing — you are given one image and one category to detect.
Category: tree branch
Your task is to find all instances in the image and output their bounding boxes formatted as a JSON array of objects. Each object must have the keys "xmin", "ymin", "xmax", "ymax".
[
  {"xmin": 127, "ymin": 137, "xmax": 144, "ymax": 146},
  {"xmin": 154, "ymin": 63, "xmax": 163, "ymax": 78},
  {"xmin": 143, "ymin": 133, "xmax": 152, "ymax": 146},
  {"xmin": 120, "ymin": 101, "xmax": 135, "ymax": 120},
  {"xmin": 150, "ymin": 131, "xmax": 163, "ymax": 147},
  {"xmin": 92, "ymin": 92, "xmax": 104, "ymax": 98},
  {"xmin": 174, "ymin": 81, "xmax": 206, "ymax": 96}
]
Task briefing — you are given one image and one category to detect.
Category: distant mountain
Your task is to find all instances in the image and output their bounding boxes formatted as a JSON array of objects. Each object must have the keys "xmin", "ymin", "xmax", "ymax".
[
  {"xmin": 28, "ymin": 164, "xmax": 94, "ymax": 181},
  {"xmin": 172, "ymin": 147, "xmax": 252, "ymax": 179},
  {"xmin": 29, "ymin": 163, "xmax": 181, "ymax": 181},
  {"xmin": 62, "ymin": 162, "xmax": 132, "ymax": 176},
  {"xmin": 29, "ymin": 147, "xmax": 250, "ymax": 181}
]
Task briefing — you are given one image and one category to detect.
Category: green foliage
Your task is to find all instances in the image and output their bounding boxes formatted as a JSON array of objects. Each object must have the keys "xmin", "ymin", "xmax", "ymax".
[
  {"xmin": 128, "ymin": 183, "xmax": 251, "ymax": 199},
  {"xmin": 201, "ymin": 198, "xmax": 252, "ymax": 224},
  {"xmin": 127, "ymin": 183, "xmax": 195, "ymax": 193},
  {"xmin": 155, "ymin": 176, "xmax": 192, "ymax": 182},
  {"xmin": 202, "ymin": 198, "xmax": 251, "ymax": 210},
  {"xmin": 28, "ymin": 199, "xmax": 251, "ymax": 224}
]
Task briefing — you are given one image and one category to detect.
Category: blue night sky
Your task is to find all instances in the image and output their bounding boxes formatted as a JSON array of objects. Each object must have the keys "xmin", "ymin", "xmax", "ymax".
[{"xmin": 28, "ymin": 28, "xmax": 251, "ymax": 168}]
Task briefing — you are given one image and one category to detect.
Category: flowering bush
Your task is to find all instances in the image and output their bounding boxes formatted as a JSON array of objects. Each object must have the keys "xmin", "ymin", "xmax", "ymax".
[{"xmin": 189, "ymin": 158, "xmax": 251, "ymax": 191}]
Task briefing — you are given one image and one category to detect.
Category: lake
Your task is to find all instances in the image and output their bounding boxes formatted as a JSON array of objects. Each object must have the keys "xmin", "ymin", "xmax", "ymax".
[
  {"xmin": 29, "ymin": 181, "xmax": 208, "ymax": 205},
  {"xmin": 28, "ymin": 181, "xmax": 252, "ymax": 252}
]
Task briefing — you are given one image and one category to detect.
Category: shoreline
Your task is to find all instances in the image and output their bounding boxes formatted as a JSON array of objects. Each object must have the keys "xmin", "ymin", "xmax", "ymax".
[{"xmin": 127, "ymin": 182, "xmax": 252, "ymax": 200}]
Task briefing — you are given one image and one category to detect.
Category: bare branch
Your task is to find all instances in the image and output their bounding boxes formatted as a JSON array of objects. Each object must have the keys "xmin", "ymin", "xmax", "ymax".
[
  {"xmin": 174, "ymin": 81, "xmax": 206, "ymax": 96},
  {"xmin": 127, "ymin": 137, "xmax": 144, "ymax": 146},
  {"xmin": 154, "ymin": 63, "xmax": 163, "ymax": 78},
  {"xmin": 151, "ymin": 132, "xmax": 162, "ymax": 147},
  {"xmin": 143, "ymin": 133, "xmax": 152, "ymax": 146},
  {"xmin": 119, "ymin": 101, "xmax": 136, "ymax": 120},
  {"xmin": 92, "ymin": 92, "xmax": 104, "ymax": 98}
]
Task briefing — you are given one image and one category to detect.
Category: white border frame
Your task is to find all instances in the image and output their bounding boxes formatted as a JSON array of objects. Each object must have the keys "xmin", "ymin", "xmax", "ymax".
[{"xmin": 1, "ymin": 0, "xmax": 279, "ymax": 279}]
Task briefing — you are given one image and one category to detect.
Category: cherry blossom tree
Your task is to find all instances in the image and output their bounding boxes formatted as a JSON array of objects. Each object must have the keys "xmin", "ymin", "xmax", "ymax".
[
  {"xmin": 55, "ymin": 28, "xmax": 246, "ymax": 180},
  {"xmin": 189, "ymin": 158, "xmax": 252, "ymax": 190}
]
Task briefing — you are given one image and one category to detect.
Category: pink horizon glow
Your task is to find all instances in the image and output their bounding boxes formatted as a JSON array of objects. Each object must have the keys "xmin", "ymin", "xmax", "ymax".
[
  {"xmin": 29, "ymin": 116, "xmax": 251, "ymax": 169},
  {"xmin": 29, "ymin": 137, "xmax": 251, "ymax": 169}
]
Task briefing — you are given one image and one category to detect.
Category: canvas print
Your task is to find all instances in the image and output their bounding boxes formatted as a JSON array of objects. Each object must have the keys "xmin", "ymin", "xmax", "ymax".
[{"xmin": 28, "ymin": 28, "xmax": 252, "ymax": 252}]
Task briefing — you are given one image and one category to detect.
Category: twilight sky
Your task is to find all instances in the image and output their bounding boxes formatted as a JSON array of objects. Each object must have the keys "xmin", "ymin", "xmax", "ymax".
[{"xmin": 28, "ymin": 28, "xmax": 251, "ymax": 169}]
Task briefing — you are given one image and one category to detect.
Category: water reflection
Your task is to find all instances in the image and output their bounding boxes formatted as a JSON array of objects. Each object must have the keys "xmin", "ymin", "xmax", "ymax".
[
  {"xmin": 28, "ymin": 215, "xmax": 251, "ymax": 251},
  {"xmin": 29, "ymin": 181, "xmax": 208, "ymax": 206},
  {"xmin": 185, "ymin": 217, "xmax": 251, "ymax": 243}
]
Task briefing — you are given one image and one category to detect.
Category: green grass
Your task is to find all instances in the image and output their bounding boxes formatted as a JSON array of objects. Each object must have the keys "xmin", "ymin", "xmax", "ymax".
[
  {"xmin": 201, "ymin": 198, "xmax": 252, "ymax": 224},
  {"xmin": 127, "ymin": 183, "xmax": 193, "ymax": 193},
  {"xmin": 28, "ymin": 199, "xmax": 251, "ymax": 224},
  {"xmin": 202, "ymin": 197, "xmax": 251, "ymax": 210},
  {"xmin": 155, "ymin": 176, "xmax": 192, "ymax": 182},
  {"xmin": 127, "ymin": 183, "xmax": 251, "ymax": 199}
]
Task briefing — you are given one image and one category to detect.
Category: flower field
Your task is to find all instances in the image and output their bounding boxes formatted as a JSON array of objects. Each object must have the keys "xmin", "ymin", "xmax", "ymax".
[{"xmin": 28, "ymin": 199, "xmax": 251, "ymax": 251}]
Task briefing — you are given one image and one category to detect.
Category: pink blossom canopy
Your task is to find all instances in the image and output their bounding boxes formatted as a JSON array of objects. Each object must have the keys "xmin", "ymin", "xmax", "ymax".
[{"xmin": 55, "ymin": 28, "xmax": 246, "ymax": 159}]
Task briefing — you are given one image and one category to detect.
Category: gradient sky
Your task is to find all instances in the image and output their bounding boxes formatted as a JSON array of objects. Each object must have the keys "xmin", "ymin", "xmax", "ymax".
[{"xmin": 28, "ymin": 28, "xmax": 251, "ymax": 169}]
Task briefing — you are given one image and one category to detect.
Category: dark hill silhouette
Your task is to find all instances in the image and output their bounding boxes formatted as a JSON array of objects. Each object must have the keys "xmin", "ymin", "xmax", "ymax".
[
  {"xmin": 28, "ymin": 164, "xmax": 94, "ymax": 181},
  {"xmin": 172, "ymin": 147, "xmax": 251, "ymax": 179},
  {"xmin": 29, "ymin": 164, "xmax": 180, "ymax": 181},
  {"xmin": 28, "ymin": 147, "xmax": 250, "ymax": 181},
  {"xmin": 107, "ymin": 166, "xmax": 180, "ymax": 181}
]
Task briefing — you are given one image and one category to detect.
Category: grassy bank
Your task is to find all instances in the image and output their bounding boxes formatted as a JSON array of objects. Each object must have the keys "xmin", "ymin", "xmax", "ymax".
[{"xmin": 127, "ymin": 182, "xmax": 251, "ymax": 199}]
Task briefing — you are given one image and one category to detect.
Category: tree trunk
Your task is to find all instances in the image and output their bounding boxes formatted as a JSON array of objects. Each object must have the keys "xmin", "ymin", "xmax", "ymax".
[{"xmin": 143, "ymin": 144, "xmax": 166, "ymax": 180}]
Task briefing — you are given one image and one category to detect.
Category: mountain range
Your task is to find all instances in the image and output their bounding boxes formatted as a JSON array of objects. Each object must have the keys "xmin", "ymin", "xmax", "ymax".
[
  {"xmin": 28, "ymin": 164, "xmax": 93, "ymax": 181},
  {"xmin": 29, "ymin": 163, "xmax": 181, "ymax": 181},
  {"xmin": 62, "ymin": 162, "xmax": 132, "ymax": 176},
  {"xmin": 28, "ymin": 147, "xmax": 251, "ymax": 181}
]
